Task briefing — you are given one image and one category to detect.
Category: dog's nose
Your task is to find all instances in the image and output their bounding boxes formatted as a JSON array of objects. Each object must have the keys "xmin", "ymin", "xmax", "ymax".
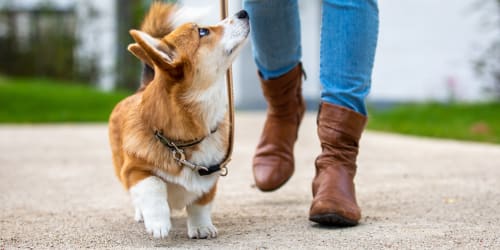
[{"xmin": 236, "ymin": 10, "xmax": 249, "ymax": 20}]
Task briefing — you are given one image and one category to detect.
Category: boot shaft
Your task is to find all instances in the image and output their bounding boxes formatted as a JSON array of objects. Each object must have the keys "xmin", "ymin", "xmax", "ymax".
[
  {"xmin": 315, "ymin": 102, "xmax": 367, "ymax": 175},
  {"xmin": 259, "ymin": 63, "xmax": 304, "ymax": 116}
]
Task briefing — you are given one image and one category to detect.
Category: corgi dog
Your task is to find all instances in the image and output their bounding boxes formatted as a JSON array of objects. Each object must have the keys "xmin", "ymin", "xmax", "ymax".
[{"xmin": 108, "ymin": 2, "xmax": 249, "ymax": 239}]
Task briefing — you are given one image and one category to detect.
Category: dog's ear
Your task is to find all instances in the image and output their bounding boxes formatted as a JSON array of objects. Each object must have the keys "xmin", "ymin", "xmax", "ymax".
[
  {"xmin": 127, "ymin": 43, "xmax": 154, "ymax": 68},
  {"xmin": 129, "ymin": 29, "xmax": 181, "ymax": 76}
]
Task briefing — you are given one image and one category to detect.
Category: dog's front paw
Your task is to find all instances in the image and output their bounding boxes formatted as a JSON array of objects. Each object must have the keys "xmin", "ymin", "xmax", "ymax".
[
  {"xmin": 187, "ymin": 223, "xmax": 218, "ymax": 239},
  {"xmin": 143, "ymin": 209, "xmax": 171, "ymax": 239},
  {"xmin": 130, "ymin": 176, "xmax": 171, "ymax": 239},
  {"xmin": 186, "ymin": 203, "xmax": 217, "ymax": 239}
]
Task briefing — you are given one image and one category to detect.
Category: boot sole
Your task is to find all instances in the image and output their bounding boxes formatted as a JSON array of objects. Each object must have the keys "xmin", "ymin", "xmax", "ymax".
[{"xmin": 309, "ymin": 213, "xmax": 358, "ymax": 227}]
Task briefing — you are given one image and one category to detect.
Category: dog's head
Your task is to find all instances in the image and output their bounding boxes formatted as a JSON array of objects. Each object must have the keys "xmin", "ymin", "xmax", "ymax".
[{"xmin": 129, "ymin": 9, "xmax": 249, "ymax": 90}]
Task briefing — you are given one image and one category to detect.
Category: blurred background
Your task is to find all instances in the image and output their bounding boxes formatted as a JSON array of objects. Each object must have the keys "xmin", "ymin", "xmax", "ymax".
[{"xmin": 0, "ymin": 0, "xmax": 499, "ymax": 143}]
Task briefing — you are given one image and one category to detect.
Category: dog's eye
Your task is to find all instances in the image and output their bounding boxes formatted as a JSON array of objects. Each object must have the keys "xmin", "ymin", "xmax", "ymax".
[{"xmin": 198, "ymin": 28, "xmax": 210, "ymax": 37}]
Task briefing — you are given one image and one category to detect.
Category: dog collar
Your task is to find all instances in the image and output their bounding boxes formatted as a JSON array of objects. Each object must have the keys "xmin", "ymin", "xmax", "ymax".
[
  {"xmin": 154, "ymin": 129, "xmax": 227, "ymax": 176},
  {"xmin": 154, "ymin": 130, "xmax": 214, "ymax": 150}
]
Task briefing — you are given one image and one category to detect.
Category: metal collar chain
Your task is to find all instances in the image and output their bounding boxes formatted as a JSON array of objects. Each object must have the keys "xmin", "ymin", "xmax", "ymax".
[{"xmin": 154, "ymin": 130, "xmax": 227, "ymax": 176}]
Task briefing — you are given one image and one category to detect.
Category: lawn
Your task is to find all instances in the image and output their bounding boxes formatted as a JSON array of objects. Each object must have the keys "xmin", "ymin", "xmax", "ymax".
[
  {"xmin": 1, "ymin": 77, "xmax": 499, "ymax": 144},
  {"xmin": 0, "ymin": 77, "xmax": 130, "ymax": 123},
  {"xmin": 368, "ymin": 102, "xmax": 500, "ymax": 144}
]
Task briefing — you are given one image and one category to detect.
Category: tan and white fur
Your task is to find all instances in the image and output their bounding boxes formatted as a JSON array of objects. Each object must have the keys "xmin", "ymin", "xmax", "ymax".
[{"xmin": 108, "ymin": 3, "xmax": 249, "ymax": 239}]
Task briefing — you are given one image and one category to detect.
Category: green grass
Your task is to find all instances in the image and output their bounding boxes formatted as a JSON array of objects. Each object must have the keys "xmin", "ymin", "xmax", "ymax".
[
  {"xmin": 0, "ymin": 77, "xmax": 130, "ymax": 123},
  {"xmin": 367, "ymin": 102, "xmax": 500, "ymax": 144},
  {"xmin": 1, "ymin": 77, "xmax": 499, "ymax": 144}
]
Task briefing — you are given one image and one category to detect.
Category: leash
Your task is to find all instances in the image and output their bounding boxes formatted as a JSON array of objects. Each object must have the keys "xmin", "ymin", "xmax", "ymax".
[{"xmin": 218, "ymin": 0, "xmax": 234, "ymax": 175}]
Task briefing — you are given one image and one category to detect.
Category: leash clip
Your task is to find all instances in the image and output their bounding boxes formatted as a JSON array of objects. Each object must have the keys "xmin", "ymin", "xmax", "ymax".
[
  {"xmin": 171, "ymin": 148, "xmax": 185, "ymax": 162},
  {"xmin": 179, "ymin": 158, "xmax": 209, "ymax": 173},
  {"xmin": 170, "ymin": 148, "xmax": 209, "ymax": 172},
  {"xmin": 219, "ymin": 166, "xmax": 228, "ymax": 176}
]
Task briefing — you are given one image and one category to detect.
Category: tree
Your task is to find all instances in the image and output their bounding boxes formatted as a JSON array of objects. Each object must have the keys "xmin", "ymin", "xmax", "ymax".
[
  {"xmin": 114, "ymin": 0, "xmax": 177, "ymax": 91},
  {"xmin": 115, "ymin": 0, "xmax": 144, "ymax": 90},
  {"xmin": 475, "ymin": 0, "xmax": 500, "ymax": 99}
]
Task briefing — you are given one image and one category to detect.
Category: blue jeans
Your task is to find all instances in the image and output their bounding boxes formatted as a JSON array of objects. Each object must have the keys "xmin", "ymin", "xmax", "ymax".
[{"xmin": 243, "ymin": 0, "xmax": 379, "ymax": 115}]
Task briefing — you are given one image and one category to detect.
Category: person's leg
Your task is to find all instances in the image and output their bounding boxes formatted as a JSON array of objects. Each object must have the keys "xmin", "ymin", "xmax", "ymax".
[
  {"xmin": 319, "ymin": 0, "xmax": 379, "ymax": 115},
  {"xmin": 244, "ymin": 0, "xmax": 305, "ymax": 191},
  {"xmin": 310, "ymin": 0, "xmax": 379, "ymax": 226},
  {"xmin": 244, "ymin": 0, "xmax": 301, "ymax": 79}
]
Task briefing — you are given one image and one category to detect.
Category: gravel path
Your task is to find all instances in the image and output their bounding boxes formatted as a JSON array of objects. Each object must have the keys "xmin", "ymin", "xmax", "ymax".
[{"xmin": 1, "ymin": 113, "xmax": 499, "ymax": 249}]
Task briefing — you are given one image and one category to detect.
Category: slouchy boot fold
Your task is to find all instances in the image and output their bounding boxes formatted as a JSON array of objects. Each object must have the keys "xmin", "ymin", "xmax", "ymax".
[{"xmin": 309, "ymin": 102, "xmax": 366, "ymax": 226}]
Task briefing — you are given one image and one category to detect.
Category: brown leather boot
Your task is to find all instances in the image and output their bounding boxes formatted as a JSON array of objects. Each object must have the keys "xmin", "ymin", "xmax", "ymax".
[
  {"xmin": 253, "ymin": 63, "xmax": 305, "ymax": 191},
  {"xmin": 309, "ymin": 102, "xmax": 367, "ymax": 226}
]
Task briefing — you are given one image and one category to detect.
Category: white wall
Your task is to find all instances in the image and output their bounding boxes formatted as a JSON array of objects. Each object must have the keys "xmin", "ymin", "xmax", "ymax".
[
  {"xmin": 371, "ymin": 0, "xmax": 498, "ymax": 102},
  {"xmin": 75, "ymin": 0, "xmax": 116, "ymax": 91}
]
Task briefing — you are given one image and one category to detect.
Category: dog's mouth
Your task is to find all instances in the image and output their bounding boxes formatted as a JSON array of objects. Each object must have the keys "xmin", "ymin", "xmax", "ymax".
[
  {"xmin": 225, "ymin": 30, "xmax": 249, "ymax": 57},
  {"xmin": 227, "ymin": 31, "xmax": 249, "ymax": 56},
  {"xmin": 220, "ymin": 10, "xmax": 250, "ymax": 56}
]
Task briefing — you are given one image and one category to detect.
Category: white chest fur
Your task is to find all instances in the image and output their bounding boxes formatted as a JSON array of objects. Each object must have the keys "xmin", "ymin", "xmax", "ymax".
[{"xmin": 153, "ymin": 166, "xmax": 219, "ymax": 210}]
